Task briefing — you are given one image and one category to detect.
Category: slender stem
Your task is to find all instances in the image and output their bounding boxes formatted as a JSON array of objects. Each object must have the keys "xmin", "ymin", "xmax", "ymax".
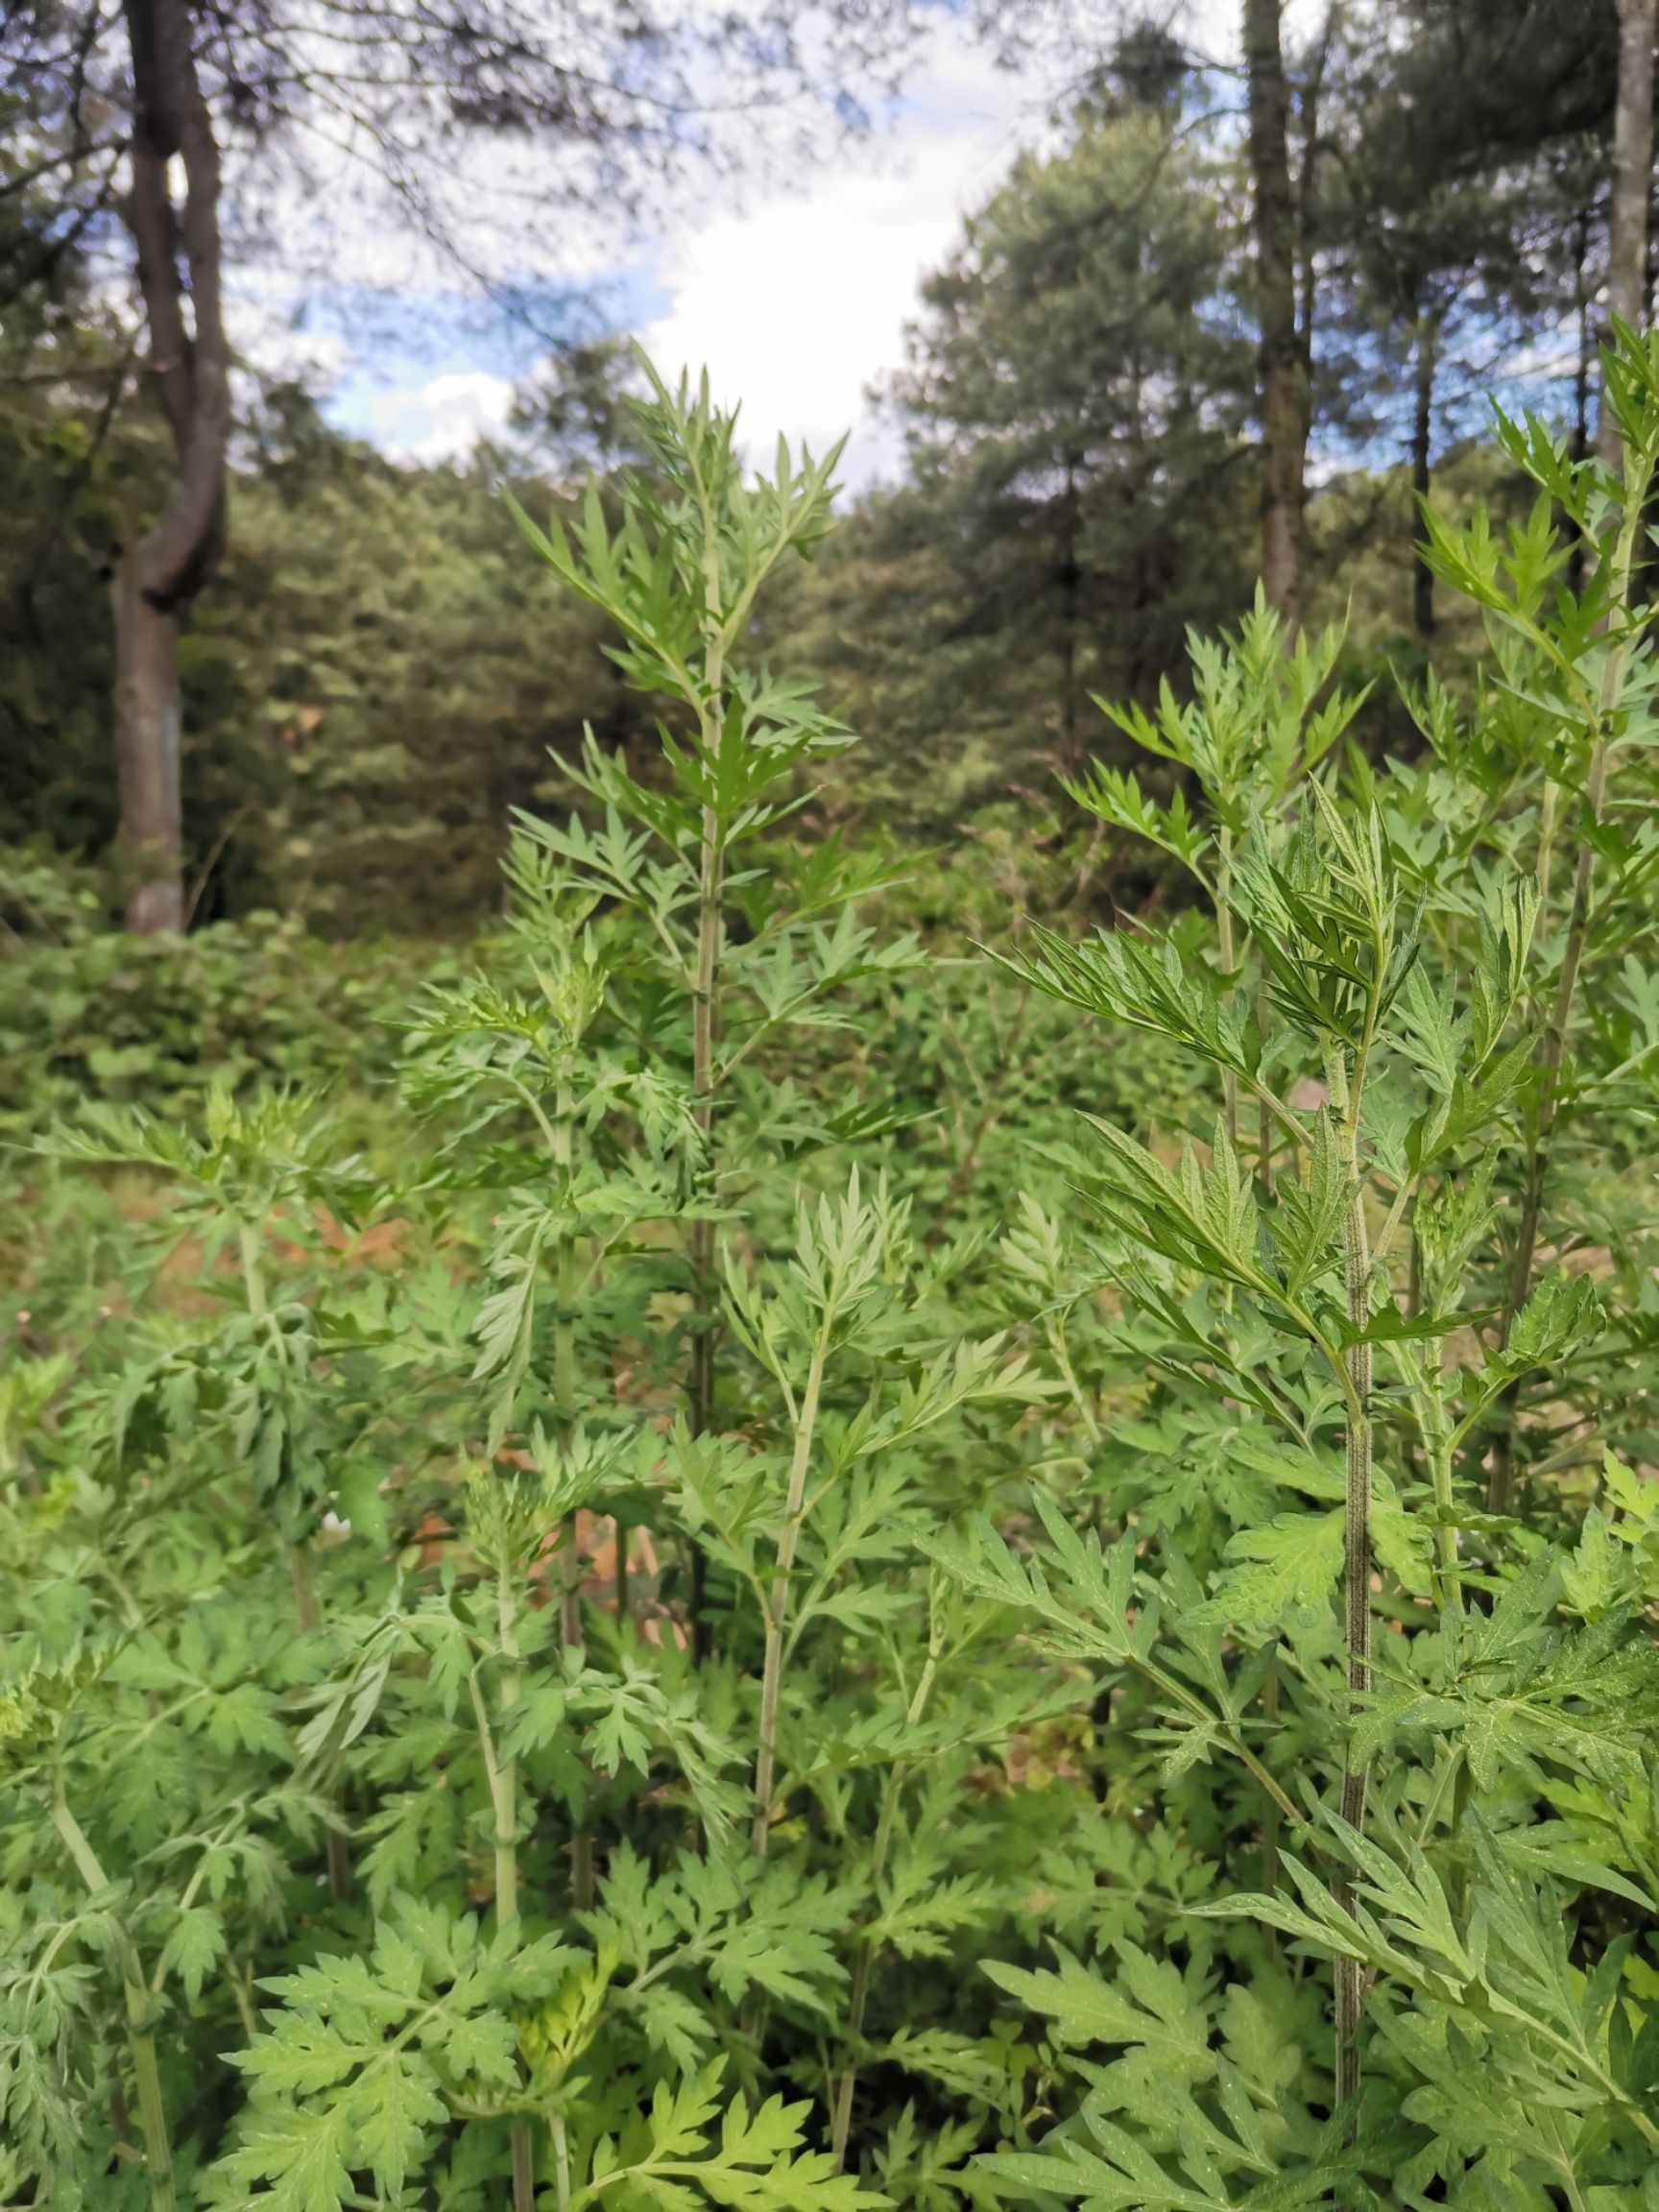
[
  {"xmin": 237, "ymin": 1217, "xmax": 266, "ymax": 1321},
  {"xmin": 286, "ymin": 1532, "xmax": 350, "ymax": 1898},
  {"xmin": 52, "ymin": 1787, "xmax": 177, "ymax": 2212},
  {"xmin": 554, "ymin": 1072, "xmax": 577, "ymax": 1431},
  {"xmin": 1412, "ymin": 1745, "xmax": 1464, "ymax": 1848},
  {"xmin": 1216, "ymin": 829, "xmax": 1239, "ymax": 1149},
  {"xmin": 752, "ymin": 1329, "xmax": 830, "ymax": 1857},
  {"xmin": 1044, "ymin": 1311, "xmax": 1099, "ymax": 1444},
  {"xmin": 1253, "ymin": 962, "xmax": 1278, "ymax": 1926},
  {"xmin": 127, "ymin": 2016, "xmax": 177, "ymax": 2212},
  {"xmin": 1533, "ymin": 779, "xmax": 1558, "ymax": 951},
  {"xmin": 553, "ymin": 2110, "xmax": 572, "ymax": 2210},
  {"xmin": 50, "ymin": 1787, "xmax": 108, "ymax": 1895},
  {"xmin": 1422, "ymin": 1387, "xmax": 1465, "ymax": 1644},
  {"xmin": 481, "ymin": 1555, "xmax": 538, "ymax": 2212},
  {"xmin": 830, "ymin": 1637, "xmax": 941, "ymax": 2169},
  {"xmin": 1256, "ymin": 979, "xmax": 1274, "ymax": 1195},
  {"xmin": 469, "ymin": 1656, "xmax": 537, "ymax": 2200},
  {"xmin": 287, "ymin": 1543, "xmax": 318, "ymax": 1630},
  {"xmin": 493, "ymin": 1567, "xmax": 522, "ymax": 1930},
  {"xmin": 553, "ymin": 1070, "xmax": 594, "ymax": 1913},
  {"xmin": 685, "ymin": 767, "xmax": 725, "ymax": 1658},
  {"xmin": 512, "ymin": 2123, "xmax": 537, "ymax": 2212},
  {"xmin": 1331, "ymin": 1055, "xmax": 1373, "ymax": 2117}
]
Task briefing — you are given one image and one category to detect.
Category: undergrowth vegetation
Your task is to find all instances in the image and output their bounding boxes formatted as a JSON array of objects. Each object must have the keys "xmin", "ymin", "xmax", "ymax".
[{"xmin": 4, "ymin": 342, "xmax": 1659, "ymax": 2209}]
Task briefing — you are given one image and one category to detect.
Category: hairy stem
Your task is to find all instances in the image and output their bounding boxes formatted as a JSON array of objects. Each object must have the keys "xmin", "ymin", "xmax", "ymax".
[
  {"xmin": 553, "ymin": 1071, "xmax": 594, "ymax": 1913},
  {"xmin": 685, "ymin": 806, "xmax": 724, "ymax": 1657},
  {"xmin": 683, "ymin": 492, "xmax": 732, "ymax": 1664},
  {"xmin": 752, "ymin": 1330, "xmax": 830, "ymax": 1857},
  {"xmin": 493, "ymin": 1564, "xmax": 522, "ymax": 1928},
  {"xmin": 485, "ymin": 1556, "xmax": 537, "ymax": 2212}
]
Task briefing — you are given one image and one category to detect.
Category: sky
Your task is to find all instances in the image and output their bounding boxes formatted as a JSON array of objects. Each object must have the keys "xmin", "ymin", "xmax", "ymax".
[{"xmin": 302, "ymin": 2, "xmax": 1320, "ymax": 490}]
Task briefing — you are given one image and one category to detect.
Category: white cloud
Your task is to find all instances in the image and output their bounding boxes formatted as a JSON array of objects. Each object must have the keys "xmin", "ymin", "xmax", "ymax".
[
  {"xmin": 352, "ymin": 370, "xmax": 517, "ymax": 462},
  {"xmin": 638, "ymin": 31, "xmax": 1066, "ymax": 489}
]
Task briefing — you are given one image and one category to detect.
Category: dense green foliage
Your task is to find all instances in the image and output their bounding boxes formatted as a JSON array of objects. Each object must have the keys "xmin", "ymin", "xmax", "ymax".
[{"xmin": 6, "ymin": 328, "xmax": 1659, "ymax": 2208}]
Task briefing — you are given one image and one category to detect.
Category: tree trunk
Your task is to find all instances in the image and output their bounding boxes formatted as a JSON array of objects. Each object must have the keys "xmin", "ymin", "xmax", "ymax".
[
  {"xmin": 1057, "ymin": 451, "xmax": 1081, "ymax": 769},
  {"xmin": 1244, "ymin": 0, "xmax": 1308, "ymax": 619},
  {"xmin": 114, "ymin": 553, "xmax": 185, "ymax": 934},
  {"xmin": 1571, "ymin": 200, "xmax": 1593, "ymax": 597},
  {"xmin": 117, "ymin": 0, "xmax": 230, "ymax": 933},
  {"xmin": 1411, "ymin": 310, "xmax": 1436, "ymax": 640},
  {"xmin": 1599, "ymin": 0, "xmax": 1657, "ymax": 465},
  {"xmin": 1294, "ymin": 6, "xmax": 1337, "ymax": 370}
]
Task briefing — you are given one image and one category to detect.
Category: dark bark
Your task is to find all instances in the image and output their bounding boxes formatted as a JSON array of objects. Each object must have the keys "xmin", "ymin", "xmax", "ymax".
[
  {"xmin": 115, "ymin": 0, "xmax": 230, "ymax": 932},
  {"xmin": 1294, "ymin": 5, "xmax": 1336, "ymax": 362},
  {"xmin": 114, "ymin": 554, "xmax": 185, "ymax": 935},
  {"xmin": 1411, "ymin": 310, "xmax": 1437, "ymax": 640},
  {"xmin": 1571, "ymin": 200, "xmax": 1593, "ymax": 597},
  {"xmin": 1598, "ymin": 0, "xmax": 1656, "ymax": 464},
  {"xmin": 1244, "ymin": 0, "xmax": 1309, "ymax": 620},
  {"xmin": 1057, "ymin": 452, "xmax": 1081, "ymax": 767}
]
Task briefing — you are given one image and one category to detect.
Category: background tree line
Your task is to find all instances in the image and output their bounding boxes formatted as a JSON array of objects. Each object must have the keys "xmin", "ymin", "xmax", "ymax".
[{"xmin": 1, "ymin": 0, "xmax": 1653, "ymax": 933}]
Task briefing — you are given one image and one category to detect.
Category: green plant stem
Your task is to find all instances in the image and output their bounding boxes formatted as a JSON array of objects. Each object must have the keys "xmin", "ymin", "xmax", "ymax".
[
  {"xmin": 553, "ymin": 2110, "xmax": 572, "ymax": 2210},
  {"xmin": 1216, "ymin": 830, "xmax": 1239, "ymax": 1148},
  {"xmin": 1422, "ymin": 1390, "xmax": 1465, "ymax": 1641},
  {"xmin": 480, "ymin": 1555, "xmax": 537, "ymax": 2212},
  {"xmin": 1412, "ymin": 1745, "xmax": 1464, "ymax": 1847},
  {"xmin": 237, "ymin": 1217, "xmax": 266, "ymax": 1321},
  {"xmin": 285, "ymin": 1523, "xmax": 351, "ymax": 1899},
  {"xmin": 683, "ymin": 493, "xmax": 732, "ymax": 1665},
  {"xmin": 830, "ymin": 1638, "xmax": 941, "ymax": 2168},
  {"xmin": 286, "ymin": 1539, "xmax": 318, "ymax": 1630},
  {"xmin": 1256, "ymin": 978, "xmax": 1274, "ymax": 1193},
  {"xmin": 493, "ymin": 1566, "xmax": 522, "ymax": 1929},
  {"xmin": 512, "ymin": 2124, "xmax": 537, "ymax": 2212},
  {"xmin": 1044, "ymin": 1310, "xmax": 1098, "ymax": 1444},
  {"xmin": 685, "ymin": 807, "xmax": 723, "ymax": 1657},
  {"xmin": 752, "ymin": 1326, "xmax": 830, "ymax": 1858},
  {"xmin": 1254, "ymin": 970, "xmax": 1280, "ymax": 1930},
  {"xmin": 1490, "ymin": 450, "xmax": 1652, "ymax": 1512},
  {"xmin": 1332, "ymin": 1057, "xmax": 1373, "ymax": 2116},
  {"xmin": 1135, "ymin": 1646, "xmax": 1302, "ymax": 1824},
  {"xmin": 553, "ymin": 1073, "xmax": 595, "ymax": 1913},
  {"xmin": 51, "ymin": 1787, "xmax": 177, "ymax": 2212}
]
